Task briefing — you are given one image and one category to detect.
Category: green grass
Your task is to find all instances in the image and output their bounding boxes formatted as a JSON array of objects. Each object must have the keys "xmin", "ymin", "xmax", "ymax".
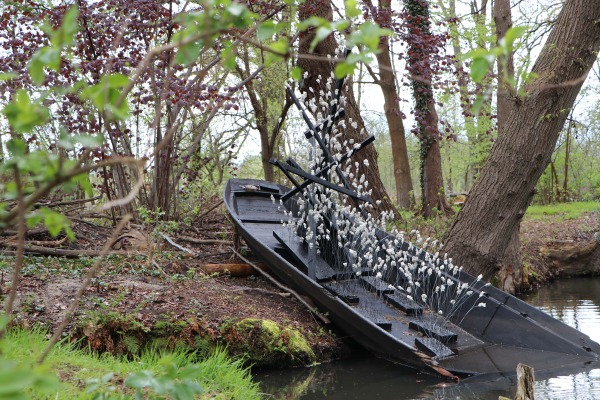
[
  {"xmin": 0, "ymin": 328, "xmax": 262, "ymax": 399},
  {"xmin": 525, "ymin": 201, "xmax": 599, "ymax": 221}
]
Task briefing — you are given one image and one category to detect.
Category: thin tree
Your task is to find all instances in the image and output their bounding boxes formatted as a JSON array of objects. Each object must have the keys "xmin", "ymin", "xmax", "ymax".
[
  {"xmin": 403, "ymin": 0, "xmax": 452, "ymax": 217},
  {"xmin": 363, "ymin": 0, "xmax": 414, "ymax": 209}
]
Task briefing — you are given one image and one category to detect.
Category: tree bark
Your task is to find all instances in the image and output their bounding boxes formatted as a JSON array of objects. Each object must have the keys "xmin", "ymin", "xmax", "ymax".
[
  {"xmin": 297, "ymin": 0, "xmax": 396, "ymax": 215},
  {"xmin": 404, "ymin": 0, "xmax": 452, "ymax": 217},
  {"xmin": 494, "ymin": 0, "xmax": 516, "ymax": 133},
  {"xmin": 494, "ymin": 0, "xmax": 520, "ymax": 291},
  {"xmin": 444, "ymin": 0, "xmax": 600, "ymax": 280},
  {"xmin": 367, "ymin": 0, "xmax": 414, "ymax": 209}
]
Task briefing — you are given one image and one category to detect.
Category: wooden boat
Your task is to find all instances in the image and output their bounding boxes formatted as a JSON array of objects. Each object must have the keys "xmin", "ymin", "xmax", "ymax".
[
  {"xmin": 224, "ymin": 69, "xmax": 600, "ymax": 379},
  {"xmin": 224, "ymin": 178, "xmax": 600, "ymax": 379}
]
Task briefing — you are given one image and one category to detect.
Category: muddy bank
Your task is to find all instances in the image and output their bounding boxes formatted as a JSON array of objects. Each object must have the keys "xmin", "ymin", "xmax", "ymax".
[
  {"xmin": 1, "ymin": 260, "xmax": 348, "ymax": 367},
  {"xmin": 519, "ymin": 211, "xmax": 599, "ymax": 291}
]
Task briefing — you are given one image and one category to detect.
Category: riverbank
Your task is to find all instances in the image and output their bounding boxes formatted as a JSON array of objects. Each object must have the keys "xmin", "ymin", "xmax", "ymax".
[{"xmin": 0, "ymin": 201, "xmax": 597, "ymax": 378}]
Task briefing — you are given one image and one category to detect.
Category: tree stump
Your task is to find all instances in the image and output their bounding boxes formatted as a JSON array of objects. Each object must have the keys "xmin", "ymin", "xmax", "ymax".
[
  {"xmin": 498, "ymin": 363, "xmax": 535, "ymax": 400},
  {"xmin": 515, "ymin": 363, "xmax": 535, "ymax": 400}
]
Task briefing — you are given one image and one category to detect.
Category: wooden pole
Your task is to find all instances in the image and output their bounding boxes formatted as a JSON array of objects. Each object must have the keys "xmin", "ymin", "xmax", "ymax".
[{"xmin": 499, "ymin": 363, "xmax": 535, "ymax": 400}]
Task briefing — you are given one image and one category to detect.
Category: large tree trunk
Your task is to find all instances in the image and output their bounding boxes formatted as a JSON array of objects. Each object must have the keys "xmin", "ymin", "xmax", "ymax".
[
  {"xmin": 404, "ymin": 0, "xmax": 452, "ymax": 218},
  {"xmin": 494, "ymin": 0, "xmax": 519, "ymax": 292},
  {"xmin": 367, "ymin": 0, "xmax": 414, "ymax": 209},
  {"xmin": 297, "ymin": 0, "xmax": 396, "ymax": 215},
  {"xmin": 444, "ymin": 0, "xmax": 600, "ymax": 280}
]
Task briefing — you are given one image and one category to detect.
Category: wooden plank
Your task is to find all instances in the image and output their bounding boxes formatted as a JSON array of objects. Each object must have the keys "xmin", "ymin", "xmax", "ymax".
[
  {"xmin": 415, "ymin": 337, "xmax": 455, "ymax": 358},
  {"xmin": 409, "ymin": 320, "xmax": 458, "ymax": 343},
  {"xmin": 360, "ymin": 276, "xmax": 394, "ymax": 295},
  {"xmin": 384, "ymin": 293, "xmax": 423, "ymax": 316},
  {"xmin": 273, "ymin": 231, "xmax": 337, "ymax": 282}
]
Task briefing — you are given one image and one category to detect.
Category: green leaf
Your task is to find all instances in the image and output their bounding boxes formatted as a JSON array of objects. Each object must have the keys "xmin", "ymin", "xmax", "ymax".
[
  {"xmin": 470, "ymin": 57, "xmax": 490, "ymax": 83},
  {"xmin": 0, "ymin": 72, "xmax": 17, "ymax": 81},
  {"xmin": 310, "ymin": 25, "xmax": 333, "ymax": 52},
  {"xmin": 345, "ymin": 0, "xmax": 361, "ymax": 18},
  {"xmin": 291, "ymin": 66, "xmax": 303, "ymax": 81},
  {"xmin": 29, "ymin": 47, "xmax": 61, "ymax": 85},
  {"xmin": 6, "ymin": 138, "xmax": 27, "ymax": 157},
  {"xmin": 39, "ymin": 208, "xmax": 75, "ymax": 240},
  {"xmin": 268, "ymin": 37, "xmax": 289, "ymax": 56},
  {"xmin": 1, "ymin": 89, "xmax": 50, "ymax": 133},
  {"xmin": 257, "ymin": 20, "xmax": 281, "ymax": 42},
  {"xmin": 51, "ymin": 6, "xmax": 79, "ymax": 48},
  {"xmin": 334, "ymin": 62, "xmax": 355, "ymax": 79},
  {"xmin": 502, "ymin": 25, "xmax": 528, "ymax": 50},
  {"xmin": 58, "ymin": 132, "xmax": 103, "ymax": 150},
  {"xmin": 221, "ymin": 41, "xmax": 237, "ymax": 71},
  {"xmin": 80, "ymin": 74, "xmax": 130, "ymax": 120},
  {"xmin": 347, "ymin": 21, "xmax": 391, "ymax": 51},
  {"xmin": 125, "ymin": 371, "xmax": 157, "ymax": 389},
  {"xmin": 471, "ymin": 93, "xmax": 485, "ymax": 115}
]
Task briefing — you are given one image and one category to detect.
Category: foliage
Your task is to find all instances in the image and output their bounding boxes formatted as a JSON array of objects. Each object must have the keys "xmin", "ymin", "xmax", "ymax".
[
  {"xmin": 0, "ymin": 327, "xmax": 261, "ymax": 399},
  {"xmin": 524, "ymin": 201, "xmax": 599, "ymax": 221}
]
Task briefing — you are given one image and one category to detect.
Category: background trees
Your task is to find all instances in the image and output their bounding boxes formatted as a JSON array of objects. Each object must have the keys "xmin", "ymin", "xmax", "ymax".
[{"xmin": 1, "ymin": 0, "xmax": 599, "ymax": 291}]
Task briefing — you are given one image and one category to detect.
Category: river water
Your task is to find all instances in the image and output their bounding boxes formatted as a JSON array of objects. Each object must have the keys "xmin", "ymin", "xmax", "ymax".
[{"xmin": 254, "ymin": 278, "xmax": 600, "ymax": 399}]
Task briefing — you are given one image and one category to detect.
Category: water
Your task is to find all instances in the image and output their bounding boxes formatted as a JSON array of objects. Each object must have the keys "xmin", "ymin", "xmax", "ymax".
[{"xmin": 254, "ymin": 278, "xmax": 600, "ymax": 399}]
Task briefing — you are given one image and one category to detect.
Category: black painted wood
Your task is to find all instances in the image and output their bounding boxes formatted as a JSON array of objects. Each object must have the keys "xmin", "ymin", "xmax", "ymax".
[
  {"xmin": 415, "ymin": 337, "xmax": 455, "ymax": 358},
  {"xmin": 384, "ymin": 293, "xmax": 423, "ymax": 316},
  {"xmin": 409, "ymin": 320, "xmax": 458, "ymax": 344},
  {"xmin": 361, "ymin": 276, "xmax": 394, "ymax": 295}
]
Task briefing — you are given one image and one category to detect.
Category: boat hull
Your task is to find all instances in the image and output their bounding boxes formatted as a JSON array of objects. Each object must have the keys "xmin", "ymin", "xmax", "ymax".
[{"xmin": 224, "ymin": 178, "xmax": 600, "ymax": 379}]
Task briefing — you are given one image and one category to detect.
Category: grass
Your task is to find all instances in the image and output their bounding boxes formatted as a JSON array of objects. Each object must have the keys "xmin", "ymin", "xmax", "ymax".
[
  {"xmin": 525, "ymin": 201, "xmax": 599, "ymax": 221},
  {"xmin": 0, "ymin": 328, "xmax": 262, "ymax": 399}
]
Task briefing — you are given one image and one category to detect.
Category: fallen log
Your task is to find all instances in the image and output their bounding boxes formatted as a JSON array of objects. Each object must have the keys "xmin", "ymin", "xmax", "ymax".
[
  {"xmin": 176, "ymin": 235, "xmax": 230, "ymax": 245},
  {"xmin": 0, "ymin": 242, "xmax": 136, "ymax": 258}
]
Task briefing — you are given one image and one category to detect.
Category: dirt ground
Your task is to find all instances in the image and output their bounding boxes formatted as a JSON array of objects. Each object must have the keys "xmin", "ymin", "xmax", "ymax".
[
  {"xmin": 1, "ymin": 202, "xmax": 598, "ymax": 366},
  {"xmin": 1, "ymin": 202, "xmax": 347, "ymax": 367}
]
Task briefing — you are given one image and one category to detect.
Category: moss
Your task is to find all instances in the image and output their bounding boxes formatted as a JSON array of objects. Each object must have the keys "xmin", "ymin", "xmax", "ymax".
[{"xmin": 223, "ymin": 318, "xmax": 316, "ymax": 367}]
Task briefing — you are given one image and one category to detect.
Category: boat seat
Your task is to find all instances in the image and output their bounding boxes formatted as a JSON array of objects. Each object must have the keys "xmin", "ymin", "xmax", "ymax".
[
  {"xmin": 360, "ymin": 276, "xmax": 394, "ymax": 295},
  {"xmin": 409, "ymin": 320, "xmax": 458, "ymax": 344},
  {"xmin": 415, "ymin": 337, "xmax": 455, "ymax": 358},
  {"xmin": 384, "ymin": 293, "xmax": 423, "ymax": 316}
]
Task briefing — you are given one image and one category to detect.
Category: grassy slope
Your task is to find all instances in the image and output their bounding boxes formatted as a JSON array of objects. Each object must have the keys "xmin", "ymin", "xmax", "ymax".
[
  {"xmin": 525, "ymin": 201, "xmax": 599, "ymax": 221},
  {"xmin": 1, "ymin": 328, "xmax": 262, "ymax": 399}
]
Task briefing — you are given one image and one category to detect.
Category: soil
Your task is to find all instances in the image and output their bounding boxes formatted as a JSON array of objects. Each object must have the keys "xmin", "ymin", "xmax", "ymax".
[
  {"xmin": 1, "ymin": 201, "xmax": 598, "ymax": 366},
  {"xmin": 519, "ymin": 211, "xmax": 599, "ymax": 290},
  {"xmin": 0, "ymin": 202, "xmax": 348, "ymax": 367}
]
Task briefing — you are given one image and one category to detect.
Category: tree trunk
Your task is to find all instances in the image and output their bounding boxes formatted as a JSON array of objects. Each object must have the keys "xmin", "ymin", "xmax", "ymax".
[
  {"xmin": 404, "ymin": 0, "xmax": 452, "ymax": 218},
  {"xmin": 494, "ymin": 0, "xmax": 519, "ymax": 290},
  {"xmin": 297, "ymin": 0, "xmax": 396, "ymax": 215},
  {"xmin": 368, "ymin": 0, "xmax": 414, "ymax": 209},
  {"xmin": 494, "ymin": 0, "xmax": 515, "ymax": 134},
  {"xmin": 444, "ymin": 0, "xmax": 600, "ymax": 280}
]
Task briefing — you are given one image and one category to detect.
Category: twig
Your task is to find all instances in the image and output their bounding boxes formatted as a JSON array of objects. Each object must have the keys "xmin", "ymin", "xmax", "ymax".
[
  {"xmin": 33, "ymin": 195, "xmax": 101, "ymax": 209},
  {"xmin": 159, "ymin": 232, "xmax": 194, "ymax": 254},
  {"xmin": 230, "ymin": 247, "xmax": 330, "ymax": 324},
  {"xmin": 6, "ymin": 237, "xmax": 68, "ymax": 247},
  {"xmin": 37, "ymin": 216, "xmax": 132, "ymax": 364},
  {"xmin": 0, "ymin": 242, "xmax": 135, "ymax": 258},
  {"xmin": 198, "ymin": 199, "xmax": 224, "ymax": 220},
  {"xmin": 176, "ymin": 235, "xmax": 230, "ymax": 245},
  {"xmin": 0, "ymin": 227, "xmax": 48, "ymax": 236}
]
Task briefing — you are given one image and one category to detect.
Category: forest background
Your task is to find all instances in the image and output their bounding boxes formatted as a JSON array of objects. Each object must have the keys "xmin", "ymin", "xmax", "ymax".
[{"xmin": 0, "ymin": 0, "xmax": 599, "ymax": 396}]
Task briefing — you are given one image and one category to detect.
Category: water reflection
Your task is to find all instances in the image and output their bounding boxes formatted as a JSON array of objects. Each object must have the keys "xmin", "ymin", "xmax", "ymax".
[
  {"xmin": 255, "ymin": 278, "xmax": 600, "ymax": 400},
  {"xmin": 522, "ymin": 278, "xmax": 600, "ymax": 400}
]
